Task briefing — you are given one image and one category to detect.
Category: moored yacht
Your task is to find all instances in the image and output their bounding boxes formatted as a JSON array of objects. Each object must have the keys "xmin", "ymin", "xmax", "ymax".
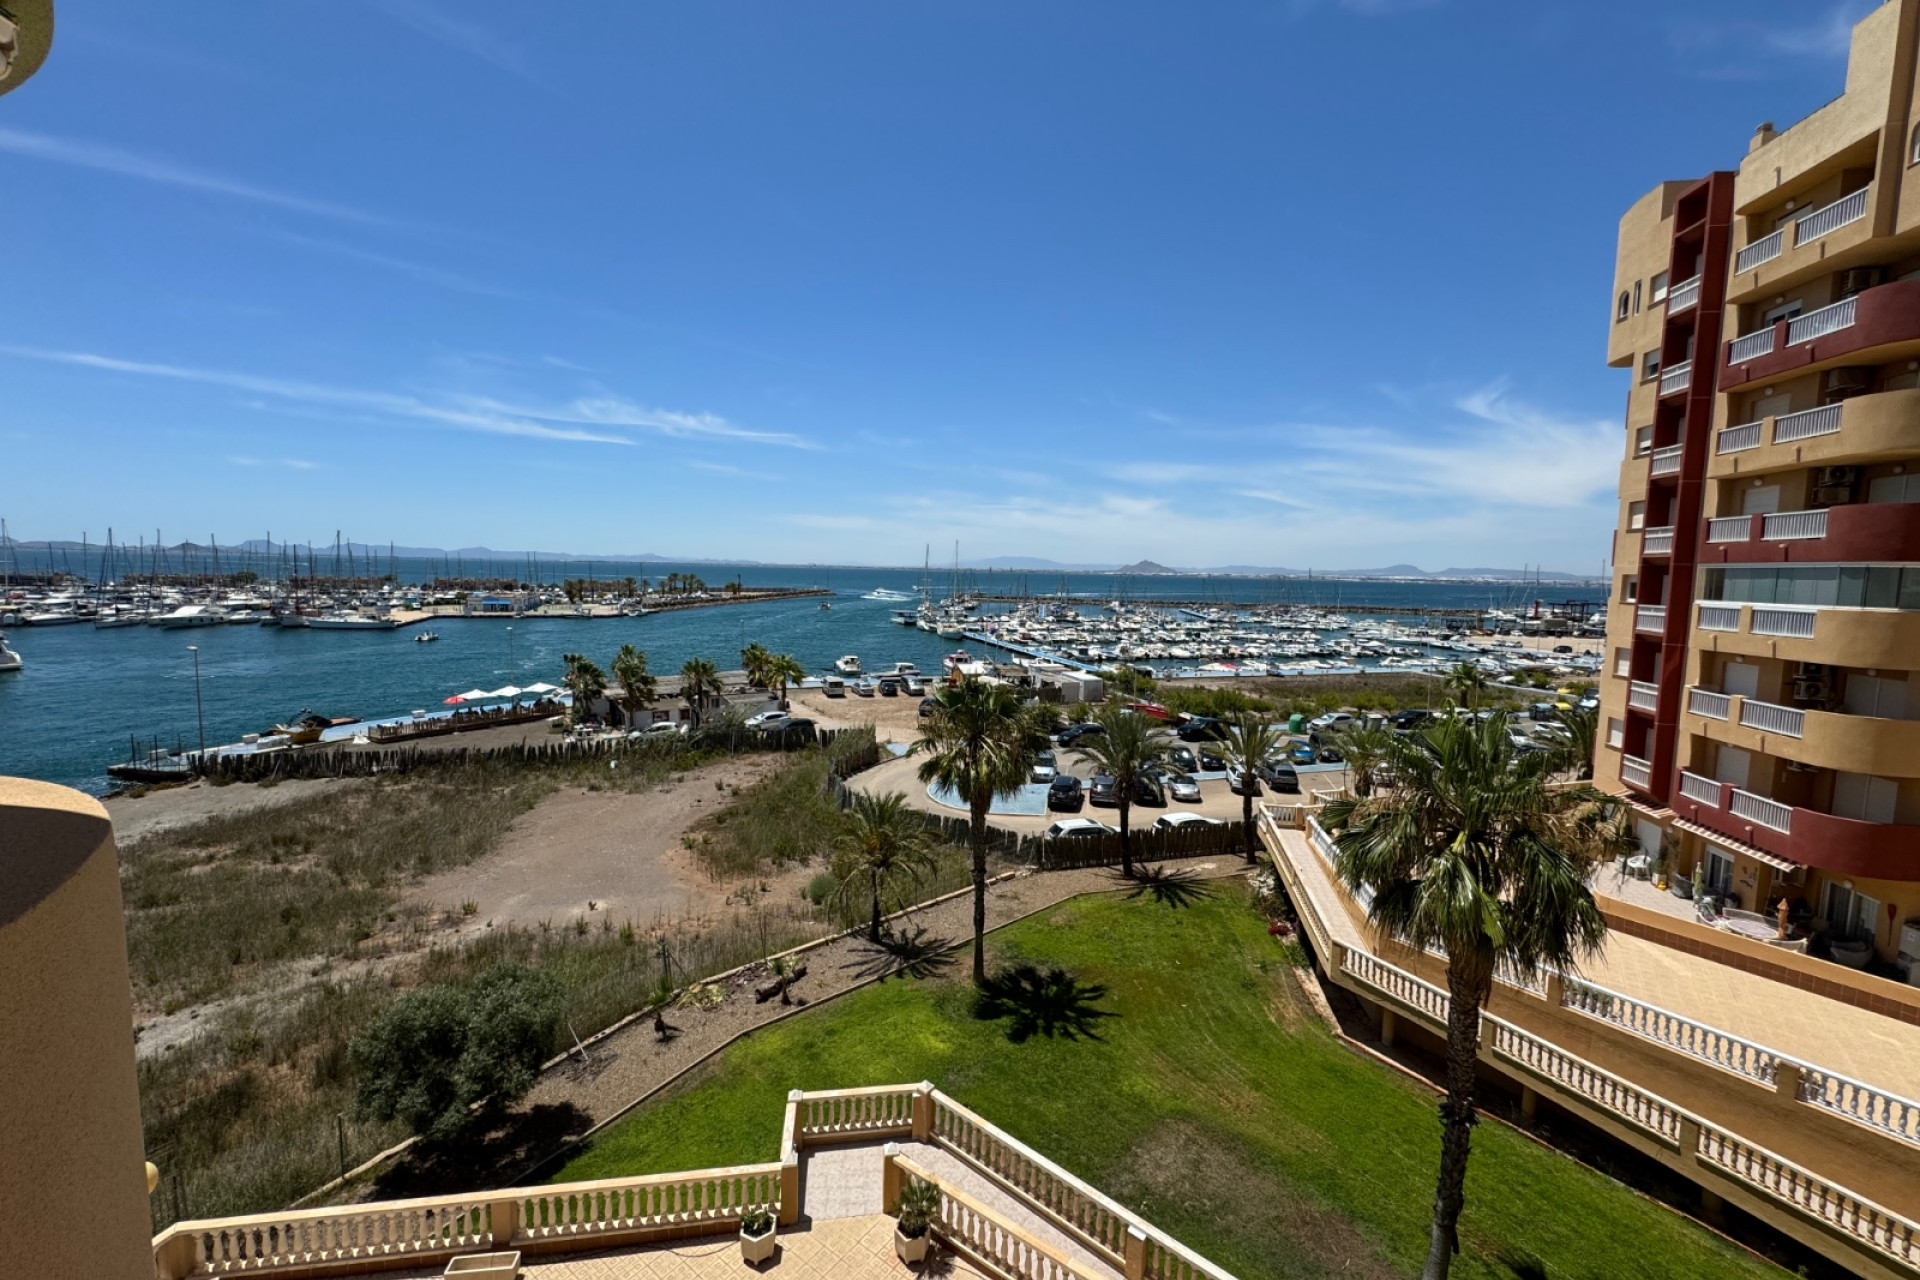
[
  {"xmin": 0, "ymin": 632, "xmax": 21, "ymax": 673},
  {"xmin": 152, "ymin": 604, "xmax": 229, "ymax": 628},
  {"xmin": 834, "ymin": 654, "xmax": 862, "ymax": 674}
]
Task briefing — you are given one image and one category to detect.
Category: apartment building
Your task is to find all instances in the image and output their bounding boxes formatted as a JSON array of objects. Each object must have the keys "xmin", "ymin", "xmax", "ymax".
[{"xmin": 1597, "ymin": 0, "xmax": 1920, "ymax": 972}]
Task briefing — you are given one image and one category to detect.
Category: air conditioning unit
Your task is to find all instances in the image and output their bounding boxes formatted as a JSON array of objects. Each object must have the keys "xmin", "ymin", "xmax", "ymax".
[
  {"xmin": 1838, "ymin": 267, "xmax": 1886, "ymax": 298},
  {"xmin": 1823, "ymin": 367, "xmax": 1874, "ymax": 398},
  {"xmin": 1791, "ymin": 676, "xmax": 1833, "ymax": 703},
  {"xmin": 1813, "ymin": 466, "xmax": 1858, "ymax": 486}
]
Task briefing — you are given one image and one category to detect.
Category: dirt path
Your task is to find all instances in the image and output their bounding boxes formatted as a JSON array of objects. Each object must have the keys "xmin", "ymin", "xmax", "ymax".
[
  {"xmin": 364, "ymin": 853, "xmax": 1256, "ymax": 1196},
  {"xmin": 407, "ymin": 755, "xmax": 806, "ymax": 936},
  {"xmin": 106, "ymin": 776, "xmax": 363, "ymax": 845}
]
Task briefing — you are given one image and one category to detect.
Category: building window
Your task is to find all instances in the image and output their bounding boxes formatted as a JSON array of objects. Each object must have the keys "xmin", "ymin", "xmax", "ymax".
[
  {"xmin": 1618, "ymin": 291, "xmax": 1631, "ymax": 322},
  {"xmin": 1642, "ymin": 351, "xmax": 1661, "ymax": 382},
  {"xmin": 1911, "ymin": 121, "xmax": 1920, "ymax": 165},
  {"xmin": 1622, "ymin": 574, "xmax": 1638, "ymax": 604},
  {"xmin": 1700, "ymin": 564, "xmax": 1920, "ymax": 610},
  {"xmin": 1606, "ymin": 717, "xmax": 1625, "ymax": 750},
  {"xmin": 1823, "ymin": 880, "xmax": 1882, "ymax": 943},
  {"xmin": 1613, "ymin": 648, "xmax": 1631, "ymax": 678},
  {"xmin": 1627, "ymin": 500, "xmax": 1646, "ymax": 532},
  {"xmin": 1650, "ymin": 271, "xmax": 1670, "ymax": 303},
  {"xmin": 1633, "ymin": 281, "xmax": 1643, "ymax": 315},
  {"xmin": 1634, "ymin": 425, "xmax": 1653, "ymax": 456}
]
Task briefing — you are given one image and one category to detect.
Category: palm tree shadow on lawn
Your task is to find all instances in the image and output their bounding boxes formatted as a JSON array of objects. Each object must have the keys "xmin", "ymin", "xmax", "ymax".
[
  {"xmin": 972, "ymin": 964, "xmax": 1115, "ymax": 1043},
  {"xmin": 844, "ymin": 926, "xmax": 959, "ymax": 983},
  {"xmin": 1120, "ymin": 864, "xmax": 1214, "ymax": 909}
]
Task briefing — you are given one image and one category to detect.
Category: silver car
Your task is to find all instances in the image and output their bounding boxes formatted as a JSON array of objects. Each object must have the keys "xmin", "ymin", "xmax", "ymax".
[
  {"xmin": 1031, "ymin": 750, "xmax": 1057, "ymax": 783},
  {"xmin": 1161, "ymin": 771, "xmax": 1201, "ymax": 803}
]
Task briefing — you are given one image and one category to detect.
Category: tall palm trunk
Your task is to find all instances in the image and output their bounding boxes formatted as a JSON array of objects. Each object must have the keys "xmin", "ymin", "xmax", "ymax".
[
  {"xmin": 1424, "ymin": 961, "xmax": 1488, "ymax": 1280},
  {"xmin": 1241, "ymin": 788, "xmax": 1256, "ymax": 864},
  {"xmin": 969, "ymin": 790, "xmax": 990, "ymax": 986},
  {"xmin": 1116, "ymin": 793, "xmax": 1134, "ymax": 878},
  {"xmin": 869, "ymin": 871, "xmax": 883, "ymax": 944}
]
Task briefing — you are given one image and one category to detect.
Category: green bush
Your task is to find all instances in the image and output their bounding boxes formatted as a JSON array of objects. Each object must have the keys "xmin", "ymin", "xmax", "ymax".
[
  {"xmin": 349, "ymin": 963, "xmax": 562, "ymax": 1139},
  {"xmin": 804, "ymin": 871, "xmax": 839, "ymax": 906},
  {"xmin": 1157, "ymin": 687, "xmax": 1276, "ymax": 719}
]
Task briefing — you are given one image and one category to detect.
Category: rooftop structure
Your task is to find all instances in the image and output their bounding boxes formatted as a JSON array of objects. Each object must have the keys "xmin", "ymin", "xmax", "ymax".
[{"xmin": 0, "ymin": 0, "xmax": 53, "ymax": 95}]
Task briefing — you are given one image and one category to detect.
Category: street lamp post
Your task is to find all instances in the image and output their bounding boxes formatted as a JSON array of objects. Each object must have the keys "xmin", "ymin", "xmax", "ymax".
[
  {"xmin": 187, "ymin": 645, "xmax": 206, "ymax": 758},
  {"xmin": 507, "ymin": 626, "xmax": 515, "ymax": 665}
]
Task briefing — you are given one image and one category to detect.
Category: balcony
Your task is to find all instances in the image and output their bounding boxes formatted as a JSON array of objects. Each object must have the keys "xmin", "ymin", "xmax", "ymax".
[
  {"xmin": 1697, "ymin": 601, "xmax": 1920, "ymax": 669},
  {"xmin": 1649, "ymin": 444, "xmax": 1684, "ymax": 477},
  {"xmin": 1701, "ymin": 502, "xmax": 1920, "ymax": 565},
  {"xmin": 1735, "ymin": 229, "xmax": 1785, "ymax": 274},
  {"xmin": 1659, "ymin": 360, "xmax": 1693, "ymax": 396},
  {"xmin": 1635, "ymin": 604, "xmax": 1667, "ymax": 633},
  {"xmin": 1729, "ymin": 186, "xmax": 1877, "ymax": 303},
  {"xmin": 1620, "ymin": 754, "xmax": 1653, "ymax": 790},
  {"xmin": 1628, "ymin": 679, "xmax": 1661, "ymax": 712},
  {"xmin": 1722, "ymin": 281, "xmax": 1920, "ymax": 389},
  {"xmin": 1697, "ymin": 602, "xmax": 1742, "ymax": 631},
  {"xmin": 1794, "ymin": 187, "xmax": 1871, "ymax": 245},
  {"xmin": 1709, "ymin": 388, "xmax": 1920, "ymax": 480},
  {"xmin": 1667, "ymin": 274, "xmax": 1702, "ymax": 315},
  {"xmin": 1752, "ymin": 606, "xmax": 1817, "ymax": 638},
  {"xmin": 1684, "ymin": 687, "xmax": 1920, "ymax": 782},
  {"xmin": 1642, "ymin": 525, "xmax": 1675, "ymax": 556},
  {"xmin": 1687, "ymin": 688, "xmax": 1731, "ymax": 720},
  {"xmin": 1671, "ymin": 776, "xmax": 1920, "ymax": 880}
]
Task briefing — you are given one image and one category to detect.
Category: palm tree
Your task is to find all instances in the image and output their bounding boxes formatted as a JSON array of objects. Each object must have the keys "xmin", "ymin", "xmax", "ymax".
[
  {"xmin": 610, "ymin": 644, "xmax": 656, "ymax": 728},
  {"xmin": 831, "ymin": 791, "xmax": 937, "ymax": 942},
  {"xmin": 766, "ymin": 653, "xmax": 806, "ymax": 709},
  {"xmin": 1335, "ymin": 723, "xmax": 1396, "ymax": 798},
  {"xmin": 1321, "ymin": 714, "xmax": 1608, "ymax": 1280},
  {"xmin": 678, "ymin": 657, "xmax": 723, "ymax": 728},
  {"xmin": 1070, "ymin": 702, "xmax": 1174, "ymax": 878},
  {"xmin": 1549, "ymin": 703, "xmax": 1598, "ymax": 780},
  {"xmin": 1444, "ymin": 661, "xmax": 1490, "ymax": 711},
  {"xmin": 1220, "ymin": 713, "xmax": 1282, "ymax": 864},
  {"xmin": 740, "ymin": 643, "xmax": 772, "ymax": 689},
  {"xmin": 562, "ymin": 653, "xmax": 608, "ymax": 722},
  {"xmin": 913, "ymin": 676, "xmax": 1049, "ymax": 985}
]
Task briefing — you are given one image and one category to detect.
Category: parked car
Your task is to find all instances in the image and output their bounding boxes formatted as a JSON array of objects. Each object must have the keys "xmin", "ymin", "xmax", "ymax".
[
  {"xmin": 1227, "ymin": 769, "xmax": 1262, "ymax": 797},
  {"xmin": 1288, "ymin": 743, "xmax": 1317, "ymax": 766},
  {"xmin": 1056, "ymin": 722, "xmax": 1106, "ymax": 747},
  {"xmin": 918, "ymin": 696, "xmax": 940, "ymax": 718},
  {"xmin": 1316, "ymin": 745, "xmax": 1345, "ymax": 764},
  {"xmin": 1159, "ymin": 771, "xmax": 1202, "ymax": 803},
  {"xmin": 1173, "ymin": 744, "xmax": 1227, "ymax": 773},
  {"xmin": 877, "ymin": 677, "xmax": 900, "ymax": 697},
  {"xmin": 1176, "ymin": 716, "xmax": 1229, "ymax": 742},
  {"xmin": 1154, "ymin": 812, "xmax": 1221, "ymax": 831},
  {"xmin": 1031, "ymin": 750, "xmax": 1058, "ymax": 783},
  {"xmin": 1552, "ymin": 644, "xmax": 1574, "ymax": 654},
  {"xmin": 629, "ymin": 721, "xmax": 685, "ymax": 738},
  {"xmin": 1089, "ymin": 773, "xmax": 1118, "ymax": 806},
  {"xmin": 744, "ymin": 710, "xmax": 790, "ymax": 729},
  {"xmin": 1258, "ymin": 761, "xmax": 1300, "ymax": 793},
  {"xmin": 763, "ymin": 717, "xmax": 815, "ymax": 741},
  {"xmin": 1309, "ymin": 712, "xmax": 1355, "ymax": 731},
  {"xmin": 1047, "ymin": 774, "xmax": 1085, "ymax": 812},
  {"xmin": 1389, "ymin": 709, "xmax": 1431, "ymax": 731},
  {"xmin": 1045, "ymin": 817, "xmax": 1115, "ymax": 840},
  {"xmin": 1130, "ymin": 773, "xmax": 1167, "ymax": 807}
]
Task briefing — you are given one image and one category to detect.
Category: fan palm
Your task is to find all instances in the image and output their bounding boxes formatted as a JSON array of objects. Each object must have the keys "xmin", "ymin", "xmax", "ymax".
[
  {"xmin": 561, "ymin": 653, "xmax": 607, "ymax": 723},
  {"xmin": 766, "ymin": 653, "xmax": 806, "ymax": 709},
  {"xmin": 1335, "ymin": 723, "xmax": 1396, "ymax": 798},
  {"xmin": 1443, "ymin": 661, "xmax": 1489, "ymax": 711},
  {"xmin": 913, "ymin": 676, "xmax": 1049, "ymax": 985},
  {"xmin": 831, "ymin": 791, "xmax": 938, "ymax": 942},
  {"xmin": 678, "ymin": 657, "xmax": 723, "ymax": 728},
  {"xmin": 610, "ymin": 644, "xmax": 656, "ymax": 729},
  {"xmin": 1320, "ymin": 714, "xmax": 1608, "ymax": 1280},
  {"xmin": 1219, "ymin": 713, "xmax": 1282, "ymax": 864},
  {"xmin": 1070, "ymin": 702, "xmax": 1174, "ymax": 878}
]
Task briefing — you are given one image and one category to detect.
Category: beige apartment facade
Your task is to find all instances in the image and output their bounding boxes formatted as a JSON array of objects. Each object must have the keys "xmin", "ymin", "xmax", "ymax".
[{"xmin": 1597, "ymin": 0, "xmax": 1920, "ymax": 974}]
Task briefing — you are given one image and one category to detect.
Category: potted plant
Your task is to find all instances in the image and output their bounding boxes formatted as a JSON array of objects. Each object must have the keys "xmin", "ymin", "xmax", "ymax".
[
  {"xmin": 739, "ymin": 1208, "xmax": 776, "ymax": 1265},
  {"xmin": 893, "ymin": 1176, "xmax": 941, "ymax": 1265}
]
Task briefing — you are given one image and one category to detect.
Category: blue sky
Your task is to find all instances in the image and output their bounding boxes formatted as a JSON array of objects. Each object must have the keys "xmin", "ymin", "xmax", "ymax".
[{"xmin": 0, "ymin": 0, "xmax": 1873, "ymax": 571}]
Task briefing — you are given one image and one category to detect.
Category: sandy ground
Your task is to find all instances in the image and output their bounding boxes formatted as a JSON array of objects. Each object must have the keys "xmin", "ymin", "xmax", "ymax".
[
  {"xmin": 407, "ymin": 755, "xmax": 815, "ymax": 936},
  {"xmin": 105, "ymin": 776, "xmax": 363, "ymax": 845},
  {"xmin": 788, "ymin": 686, "xmax": 922, "ymax": 744}
]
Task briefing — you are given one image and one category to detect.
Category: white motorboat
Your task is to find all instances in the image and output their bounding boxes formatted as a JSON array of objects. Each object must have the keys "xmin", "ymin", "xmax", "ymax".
[
  {"xmin": 93, "ymin": 609, "xmax": 151, "ymax": 629},
  {"xmin": 834, "ymin": 654, "xmax": 862, "ymax": 675},
  {"xmin": 152, "ymin": 604, "xmax": 229, "ymax": 629},
  {"xmin": 863, "ymin": 588, "xmax": 913, "ymax": 602},
  {"xmin": 415, "ymin": 631, "xmax": 439, "ymax": 643},
  {"xmin": 307, "ymin": 614, "xmax": 399, "ymax": 630},
  {"xmin": 0, "ymin": 632, "xmax": 21, "ymax": 673}
]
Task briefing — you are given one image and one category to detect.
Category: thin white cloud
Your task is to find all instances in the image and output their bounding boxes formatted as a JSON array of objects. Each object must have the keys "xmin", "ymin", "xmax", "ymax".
[
  {"xmin": 458, "ymin": 394, "xmax": 816, "ymax": 449},
  {"xmin": 369, "ymin": 0, "xmax": 549, "ymax": 85},
  {"xmin": 0, "ymin": 346, "xmax": 631, "ymax": 445},
  {"xmin": 689, "ymin": 460, "xmax": 780, "ymax": 481},
  {"xmin": 271, "ymin": 232, "xmax": 515, "ymax": 298},
  {"xmin": 0, "ymin": 127, "xmax": 389, "ymax": 225},
  {"xmin": 229, "ymin": 456, "xmax": 322, "ymax": 470}
]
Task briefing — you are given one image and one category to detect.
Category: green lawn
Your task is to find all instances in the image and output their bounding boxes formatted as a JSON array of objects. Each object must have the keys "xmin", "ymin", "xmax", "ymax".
[{"xmin": 556, "ymin": 884, "xmax": 1781, "ymax": 1280}]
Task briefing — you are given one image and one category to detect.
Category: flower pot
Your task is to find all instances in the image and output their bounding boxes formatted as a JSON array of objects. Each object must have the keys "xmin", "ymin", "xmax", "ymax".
[
  {"xmin": 895, "ymin": 1225, "xmax": 932, "ymax": 1265},
  {"xmin": 1829, "ymin": 937, "xmax": 1873, "ymax": 970},
  {"xmin": 740, "ymin": 1225, "xmax": 777, "ymax": 1265}
]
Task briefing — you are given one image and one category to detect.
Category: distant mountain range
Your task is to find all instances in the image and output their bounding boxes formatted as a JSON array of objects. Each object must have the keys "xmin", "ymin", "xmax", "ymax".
[{"xmin": 2, "ymin": 538, "xmax": 1598, "ymax": 582}]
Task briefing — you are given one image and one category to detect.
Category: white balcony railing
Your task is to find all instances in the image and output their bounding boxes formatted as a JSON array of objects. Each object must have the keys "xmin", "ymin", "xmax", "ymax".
[
  {"xmin": 1678, "ymin": 771, "xmax": 1723, "ymax": 806},
  {"xmin": 1717, "ymin": 421, "xmax": 1763, "ymax": 453},
  {"xmin": 1667, "ymin": 275, "xmax": 1702, "ymax": 314},
  {"xmin": 1628, "ymin": 680, "xmax": 1661, "ymax": 712},
  {"xmin": 1773, "ymin": 403, "xmax": 1842, "ymax": 443},
  {"xmin": 1752, "ymin": 606, "xmax": 1817, "ymax": 639},
  {"xmin": 1731, "ymin": 788, "xmax": 1794, "ymax": 833},
  {"xmin": 1740, "ymin": 698, "xmax": 1807, "ymax": 738},
  {"xmin": 1734, "ymin": 229, "xmax": 1785, "ymax": 273},
  {"xmin": 1649, "ymin": 444, "xmax": 1684, "ymax": 477},
  {"xmin": 1642, "ymin": 525, "xmax": 1675, "ymax": 555},
  {"xmin": 1620, "ymin": 755, "xmax": 1653, "ymax": 790},
  {"xmin": 1728, "ymin": 328, "xmax": 1777, "ymax": 364},
  {"xmin": 1793, "ymin": 186, "xmax": 1870, "ymax": 246},
  {"xmin": 1762, "ymin": 509, "xmax": 1828, "ymax": 541},
  {"xmin": 1787, "ymin": 295, "xmax": 1857, "ymax": 346},
  {"xmin": 1660, "ymin": 360, "xmax": 1693, "ymax": 395},
  {"xmin": 1635, "ymin": 604, "xmax": 1667, "ymax": 633},
  {"xmin": 1687, "ymin": 688, "xmax": 1731, "ymax": 720},
  {"xmin": 1697, "ymin": 603, "xmax": 1743, "ymax": 631},
  {"xmin": 1706, "ymin": 516, "xmax": 1753, "ymax": 543}
]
